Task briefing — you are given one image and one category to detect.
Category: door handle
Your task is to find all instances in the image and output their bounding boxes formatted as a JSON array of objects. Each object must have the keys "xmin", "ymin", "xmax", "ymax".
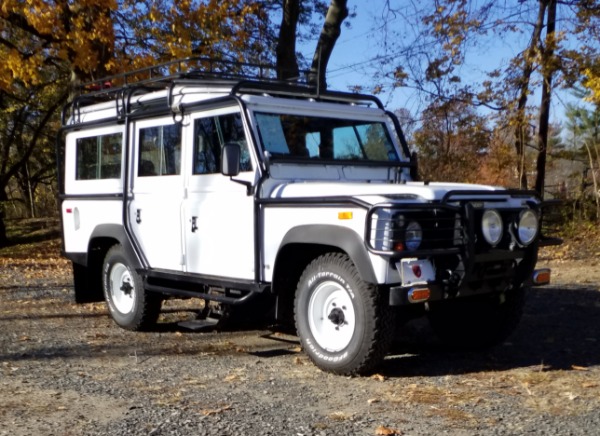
[{"xmin": 191, "ymin": 216, "xmax": 198, "ymax": 233}]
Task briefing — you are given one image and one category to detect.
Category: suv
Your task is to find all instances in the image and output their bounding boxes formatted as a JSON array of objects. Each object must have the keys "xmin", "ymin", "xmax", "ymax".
[{"xmin": 59, "ymin": 58, "xmax": 557, "ymax": 375}]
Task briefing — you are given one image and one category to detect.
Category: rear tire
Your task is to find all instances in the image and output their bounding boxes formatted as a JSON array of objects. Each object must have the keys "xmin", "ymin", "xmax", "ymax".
[
  {"xmin": 102, "ymin": 245, "xmax": 161, "ymax": 331},
  {"xmin": 427, "ymin": 286, "xmax": 526, "ymax": 350},
  {"xmin": 294, "ymin": 253, "xmax": 395, "ymax": 375}
]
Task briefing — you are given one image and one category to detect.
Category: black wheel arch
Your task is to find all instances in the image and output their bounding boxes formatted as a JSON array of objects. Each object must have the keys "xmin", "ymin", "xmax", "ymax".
[
  {"xmin": 70, "ymin": 224, "xmax": 142, "ymax": 304},
  {"xmin": 272, "ymin": 224, "xmax": 377, "ymax": 323}
]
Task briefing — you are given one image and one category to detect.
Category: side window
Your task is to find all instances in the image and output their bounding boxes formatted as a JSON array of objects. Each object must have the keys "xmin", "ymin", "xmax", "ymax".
[
  {"xmin": 193, "ymin": 113, "xmax": 252, "ymax": 175},
  {"xmin": 138, "ymin": 124, "xmax": 181, "ymax": 176},
  {"xmin": 76, "ymin": 133, "xmax": 122, "ymax": 180}
]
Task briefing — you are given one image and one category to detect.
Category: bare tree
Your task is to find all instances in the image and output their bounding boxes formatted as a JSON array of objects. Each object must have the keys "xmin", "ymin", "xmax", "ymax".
[{"xmin": 309, "ymin": 0, "xmax": 349, "ymax": 90}]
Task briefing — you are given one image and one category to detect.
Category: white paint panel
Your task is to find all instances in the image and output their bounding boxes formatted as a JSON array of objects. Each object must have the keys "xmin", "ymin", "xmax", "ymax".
[{"xmin": 62, "ymin": 200, "xmax": 122, "ymax": 254}]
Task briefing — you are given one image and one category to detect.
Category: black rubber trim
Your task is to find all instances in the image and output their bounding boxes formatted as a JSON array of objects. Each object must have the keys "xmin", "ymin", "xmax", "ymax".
[
  {"xmin": 89, "ymin": 224, "xmax": 144, "ymax": 270},
  {"xmin": 279, "ymin": 224, "xmax": 377, "ymax": 283},
  {"xmin": 60, "ymin": 193, "xmax": 124, "ymax": 200}
]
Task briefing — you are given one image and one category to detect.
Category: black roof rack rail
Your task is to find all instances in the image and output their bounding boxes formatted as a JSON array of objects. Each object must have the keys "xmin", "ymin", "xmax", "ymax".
[
  {"xmin": 63, "ymin": 56, "xmax": 386, "ymax": 125},
  {"xmin": 76, "ymin": 56, "xmax": 310, "ymax": 98},
  {"xmin": 229, "ymin": 80, "xmax": 384, "ymax": 109}
]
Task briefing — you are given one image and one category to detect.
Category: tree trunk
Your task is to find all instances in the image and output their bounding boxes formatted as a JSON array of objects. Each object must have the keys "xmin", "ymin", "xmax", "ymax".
[
  {"xmin": 0, "ymin": 190, "xmax": 8, "ymax": 247},
  {"xmin": 534, "ymin": 0, "xmax": 557, "ymax": 197},
  {"xmin": 514, "ymin": 0, "xmax": 548, "ymax": 190},
  {"xmin": 309, "ymin": 0, "xmax": 349, "ymax": 91},
  {"xmin": 583, "ymin": 142, "xmax": 600, "ymax": 220},
  {"xmin": 276, "ymin": 0, "xmax": 301, "ymax": 80}
]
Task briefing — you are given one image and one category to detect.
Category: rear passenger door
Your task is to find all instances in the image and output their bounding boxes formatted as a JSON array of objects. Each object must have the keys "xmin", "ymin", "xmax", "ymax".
[
  {"xmin": 129, "ymin": 117, "xmax": 184, "ymax": 271},
  {"xmin": 183, "ymin": 108, "xmax": 256, "ymax": 280}
]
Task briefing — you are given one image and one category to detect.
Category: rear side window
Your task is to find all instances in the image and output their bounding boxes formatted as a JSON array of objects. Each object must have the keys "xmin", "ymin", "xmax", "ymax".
[
  {"xmin": 76, "ymin": 133, "xmax": 122, "ymax": 180},
  {"xmin": 138, "ymin": 124, "xmax": 182, "ymax": 176}
]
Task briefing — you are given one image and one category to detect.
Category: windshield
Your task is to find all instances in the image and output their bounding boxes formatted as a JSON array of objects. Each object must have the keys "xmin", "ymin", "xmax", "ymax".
[{"xmin": 254, "ymin": 112, "xmax": 401, "ymax": 163}]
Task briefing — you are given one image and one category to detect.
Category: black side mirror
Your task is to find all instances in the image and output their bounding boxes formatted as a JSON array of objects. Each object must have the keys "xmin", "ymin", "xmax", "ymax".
[{"xmin": 221, "ymin": 142, "xmax": 241, "ymax": 177}]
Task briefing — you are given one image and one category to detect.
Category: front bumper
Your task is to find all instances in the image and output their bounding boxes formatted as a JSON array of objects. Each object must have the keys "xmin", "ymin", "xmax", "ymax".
[{"xmin": 365, "ymin": 190, "xmax": 560, "ymax": 306}]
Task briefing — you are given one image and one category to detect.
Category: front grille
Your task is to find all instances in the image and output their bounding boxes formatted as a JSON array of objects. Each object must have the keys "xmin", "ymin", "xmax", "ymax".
[
  {"xmin": 367, "ymin": 206, "xmax": 464, "ymax": 253},
  {"xmin": 366, "ymin": 203, "xmax": 537, "ymax": 257}
]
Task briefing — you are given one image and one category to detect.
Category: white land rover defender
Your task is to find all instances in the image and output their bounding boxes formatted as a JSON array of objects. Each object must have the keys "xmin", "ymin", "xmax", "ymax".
[{"xmin": 59, "ymin": 58, "xmax": 558, "ymax": 375}]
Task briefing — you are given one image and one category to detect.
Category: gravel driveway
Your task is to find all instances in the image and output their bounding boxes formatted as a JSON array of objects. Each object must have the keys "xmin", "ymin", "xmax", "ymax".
[{"xmin": 1, "ymin": 252, "xmax": 599, "ymax": 436}]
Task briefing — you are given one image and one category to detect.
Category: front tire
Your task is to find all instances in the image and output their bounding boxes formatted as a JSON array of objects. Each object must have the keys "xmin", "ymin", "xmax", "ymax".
[
  {"xmin": 102, "ymin": 245, "xmax": 161, "ymax": 331},
  {"xmin": 427, "ymin": 286, "xmax": 526, "ymax": 350},
  {"xmin": 294, "ymin": 253, "xmax": 395, "ymax": 375}
]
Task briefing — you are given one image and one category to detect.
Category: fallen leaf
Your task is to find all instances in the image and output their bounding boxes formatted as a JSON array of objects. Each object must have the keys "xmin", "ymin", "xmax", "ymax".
[
  {"xmin": 329, "ymin": 411, "xmax": 350, "ymax": 421},
  {"xmin": 371, "ymin": 374, "xmax": 385, "ymax": 382},
  {"xmin": 368, "ymin": 398, "xmax": 380, "ymax": 404},
  {"xmin": 200, "ymin": 404, "xmax": 232, "ymax": 416},
  {"xmin": 571, "ymin": 365, "xmax": 588, "ymax": 371},
  {"xmin": 375, "ymin": 425, "xmax": 402, "ymax": 435}
]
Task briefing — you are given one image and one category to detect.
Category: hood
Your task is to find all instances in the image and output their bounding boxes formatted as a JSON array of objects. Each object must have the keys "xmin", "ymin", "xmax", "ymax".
[{"xmin": 268, "ymin": 181, "xmax": 507, "ymax": 205}]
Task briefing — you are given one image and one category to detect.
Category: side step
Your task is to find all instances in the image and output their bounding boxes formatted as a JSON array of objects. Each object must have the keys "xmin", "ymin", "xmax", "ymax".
[{"xmin": 178, "ymin": 317, "xmax": 220, "ymax": 331}]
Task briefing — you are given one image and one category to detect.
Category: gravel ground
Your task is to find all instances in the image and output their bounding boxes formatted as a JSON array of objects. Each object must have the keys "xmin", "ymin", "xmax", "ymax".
[{"xmin": 1, "ymin": 254, "xmax": 599, "ymax": 436}]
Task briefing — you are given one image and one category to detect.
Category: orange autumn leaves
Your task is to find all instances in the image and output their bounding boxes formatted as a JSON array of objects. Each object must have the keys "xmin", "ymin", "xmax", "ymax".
[{"xmin": 0, "ymin": 0, "xmax": 269, "ymax": 90}]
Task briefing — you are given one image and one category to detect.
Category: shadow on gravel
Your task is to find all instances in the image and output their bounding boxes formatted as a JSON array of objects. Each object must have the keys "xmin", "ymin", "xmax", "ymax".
[
  {"xmin": 381, "ymin": 285, "xmax": 600, "ymax": 377},
  {"xmin": 0, "ymin": 327, "xmax": 281, "ymax": 363},
  {"xmin": 2, "ymin": 285, "xmax": 598, "ymax": 378}
]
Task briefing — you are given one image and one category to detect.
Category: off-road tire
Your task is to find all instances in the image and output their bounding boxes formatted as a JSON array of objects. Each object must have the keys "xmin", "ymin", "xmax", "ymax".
[
  {"xmin": 294, "ymin": 253, "xmax": 395, "ymax": 375},
  {"xmin": 427, "ymin": 286, "xmax": 527, "ymax": 350},
  {"xmin": 102, "ymin": 244, "xmax": 161, "ymax": 331}
]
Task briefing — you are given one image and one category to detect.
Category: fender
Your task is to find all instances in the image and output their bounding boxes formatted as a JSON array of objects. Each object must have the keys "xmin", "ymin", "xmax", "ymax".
[
  {"xmin": 88, "ymin": 224, "xmax": 144, "ymax": 271},
  {"xmin": 279, "ymin": 224, "xmax": 377, "ymax": 284}
]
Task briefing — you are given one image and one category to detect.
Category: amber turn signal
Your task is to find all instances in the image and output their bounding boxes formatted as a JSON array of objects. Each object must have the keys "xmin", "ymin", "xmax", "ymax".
[
  {"xmin": 407, "ymin": 287, "xmax": 431, "ymax": 303},
  {"xmin": 532, "ymin": 268, "xmax": 551, "ymax": 286}
]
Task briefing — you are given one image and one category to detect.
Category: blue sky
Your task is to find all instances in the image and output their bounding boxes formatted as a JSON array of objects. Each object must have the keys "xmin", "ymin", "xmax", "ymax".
[{"xmin": 299, "ymin": 1, "xmax": 585, "ymax": 126}]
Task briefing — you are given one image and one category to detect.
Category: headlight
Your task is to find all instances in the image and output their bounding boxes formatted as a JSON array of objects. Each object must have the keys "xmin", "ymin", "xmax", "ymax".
[
  {"xmin": 481, "ymin": 209, "xmax": 503, "ymax": 246},
  {"xmin": 517, "ymin": 209, "xmax": 539, "ymax": 246},
  {"xmin": 405, "ymin": 221, "xmax": 422, "ymax": 251}
]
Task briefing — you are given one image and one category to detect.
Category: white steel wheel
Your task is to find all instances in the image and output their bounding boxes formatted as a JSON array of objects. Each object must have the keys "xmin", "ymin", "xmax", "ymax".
[
  {"xmin": 308, "ymin": 280, "xmax": 356, "ymax": 352},
  {"xmin": 295, "ymin": 252, "xmax": 395, "ymax": 376},
  {"xmin": 107, "ymin": 262, "xmax": 136, "ymax": 315},
  {"xmin": 102, "ymin": 244, "xmax": 161, "ymax": 331}
]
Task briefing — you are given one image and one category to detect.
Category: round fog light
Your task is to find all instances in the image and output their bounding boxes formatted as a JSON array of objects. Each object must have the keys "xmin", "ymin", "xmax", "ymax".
[
  {"xmin": 517, "ymin": 209, "xmax": 539, "ymax": 246},
  {"xmin": 405, "ymin": 221, "xmax": 422, "ymax": 251},
  {"xmin": 482, "ymin": 209, "xmax": 503, "ymax": 246}
]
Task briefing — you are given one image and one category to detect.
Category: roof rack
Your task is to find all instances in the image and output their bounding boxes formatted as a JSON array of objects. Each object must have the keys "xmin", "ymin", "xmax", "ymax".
[
  {"xmin": 76, "ymin": 56, "xmax": 311, "ymax": 99},
  {"xmin": 62, "ymin": 56, "xmax": 385, "ymax": 125}
]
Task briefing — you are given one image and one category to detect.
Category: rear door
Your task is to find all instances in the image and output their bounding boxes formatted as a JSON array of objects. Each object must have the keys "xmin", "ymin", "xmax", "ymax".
[{"xmin": 129, "ymin": 117, "xmax": 184, "ymax": 271}]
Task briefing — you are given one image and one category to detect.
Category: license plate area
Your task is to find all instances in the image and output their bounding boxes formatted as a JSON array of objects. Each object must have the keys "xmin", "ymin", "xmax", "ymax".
[{"xmin": 396, "ymin": 258, "xmax": 435, "ymax": 286}]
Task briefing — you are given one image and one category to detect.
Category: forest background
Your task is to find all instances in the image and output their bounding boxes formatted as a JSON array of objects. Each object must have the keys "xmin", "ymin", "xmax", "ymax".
[{"xmin": 2, "ymin": 0, "xmax": 600, "ymax": 247}]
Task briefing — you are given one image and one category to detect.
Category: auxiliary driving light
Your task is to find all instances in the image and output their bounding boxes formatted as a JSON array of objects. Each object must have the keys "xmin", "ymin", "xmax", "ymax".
[
  {"xmin": 482, "ymin": 209, "xmax": 503, "ymax": 246},
  {"xmin": 517, "ymin": 209, "xmax": 539, "ymax": 246}
]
